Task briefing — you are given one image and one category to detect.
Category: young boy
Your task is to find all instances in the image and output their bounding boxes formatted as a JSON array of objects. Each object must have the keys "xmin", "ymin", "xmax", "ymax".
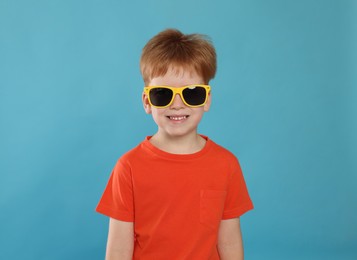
[{"xmin": 96, "ymin": 29, "xmax": 253, "ymax": 260}]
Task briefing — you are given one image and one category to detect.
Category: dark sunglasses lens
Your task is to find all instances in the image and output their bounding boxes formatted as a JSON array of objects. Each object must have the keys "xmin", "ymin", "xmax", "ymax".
[
  {"xmin": 182, "ymin": 86, "xmax": 207, "ymax": 106},
  {"xmin": 149, "ymin": 88, "xmax": 173, "ymax": 107}
]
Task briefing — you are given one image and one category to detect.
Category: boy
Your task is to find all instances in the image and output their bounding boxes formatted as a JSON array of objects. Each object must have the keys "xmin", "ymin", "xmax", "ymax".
[{"xmin": 96, "ymin": 29, "xmax": 253, "ymax": 260}]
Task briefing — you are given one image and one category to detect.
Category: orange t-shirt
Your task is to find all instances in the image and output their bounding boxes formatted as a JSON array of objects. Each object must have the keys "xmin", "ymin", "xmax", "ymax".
[{"xmin": 96, "ymin": 136, "xmax": 253, "ymax": 259}]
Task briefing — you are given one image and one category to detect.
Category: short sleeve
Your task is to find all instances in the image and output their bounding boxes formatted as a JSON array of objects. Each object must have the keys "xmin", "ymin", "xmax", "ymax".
[
  {"xmin": 222, "ymin": 158, "xmax": 253, "ymax": 219},
  {"xmin": 96, "ymin": 160, "xmax": 134, "ymax": 222}
]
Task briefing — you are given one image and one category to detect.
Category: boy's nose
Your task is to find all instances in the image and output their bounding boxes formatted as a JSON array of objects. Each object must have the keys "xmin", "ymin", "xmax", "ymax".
[{"xmin": 170, "ymin": 94, "xmax": 185, "ymax": 109}]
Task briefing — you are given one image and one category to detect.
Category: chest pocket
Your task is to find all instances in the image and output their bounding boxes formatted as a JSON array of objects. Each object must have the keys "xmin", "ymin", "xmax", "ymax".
[{"xmin": 200, "ymin": 190, "xmax": 227, "ymax": 231}]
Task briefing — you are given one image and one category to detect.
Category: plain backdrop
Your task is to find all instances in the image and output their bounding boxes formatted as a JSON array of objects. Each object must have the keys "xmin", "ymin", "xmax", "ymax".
[{"xmin": 0, "ymin": 0, "xmax": 356, "ymax": 259}]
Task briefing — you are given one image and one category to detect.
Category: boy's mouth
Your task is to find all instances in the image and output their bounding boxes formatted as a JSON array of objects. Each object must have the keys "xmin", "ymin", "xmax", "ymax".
[{"xmin": 167, "ymin": 115, "xmax": 189, "ymax": 121}]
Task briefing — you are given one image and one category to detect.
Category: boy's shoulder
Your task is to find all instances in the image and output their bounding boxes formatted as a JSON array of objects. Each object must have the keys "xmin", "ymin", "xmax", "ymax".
[
  {"xmin": 116, "ymin": 139, "xmax": 147, "ymax": 163},
  {"xmin": 208, "ymin": 138, "xmax": 239, "ymax": 160}
]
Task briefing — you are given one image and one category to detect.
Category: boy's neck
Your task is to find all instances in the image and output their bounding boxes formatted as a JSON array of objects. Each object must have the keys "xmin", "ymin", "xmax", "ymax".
[{"xmin": 149, "ymin": 132, "xmax": 206, "ymax": 154}]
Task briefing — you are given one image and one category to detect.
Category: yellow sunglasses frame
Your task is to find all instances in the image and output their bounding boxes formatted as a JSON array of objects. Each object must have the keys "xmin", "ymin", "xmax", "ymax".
[{"xmin": 144, "ymin": 85, "xmax": 211, "ymax": 108}]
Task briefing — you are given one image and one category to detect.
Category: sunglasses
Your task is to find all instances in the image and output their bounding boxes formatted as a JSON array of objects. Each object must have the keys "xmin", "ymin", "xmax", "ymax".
[{"xmin": 144, "ymin": 85, "xmax": 211, "ymax": 108}]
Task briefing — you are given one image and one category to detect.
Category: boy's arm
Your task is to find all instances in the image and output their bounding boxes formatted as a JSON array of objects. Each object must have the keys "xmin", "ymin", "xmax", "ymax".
[
  {"xmin": 105, "ymin": 218, "xmax": 134, "ymax": 260},
  {"xmin": 217, "ymin": 217, "xmax": 244, "ymax": 260}
]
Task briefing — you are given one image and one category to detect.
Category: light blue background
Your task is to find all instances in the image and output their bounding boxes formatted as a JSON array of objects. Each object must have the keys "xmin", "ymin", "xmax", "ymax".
[{"xmin": 1, "ymin": 0, "xmax": 356, "ymax": 259}]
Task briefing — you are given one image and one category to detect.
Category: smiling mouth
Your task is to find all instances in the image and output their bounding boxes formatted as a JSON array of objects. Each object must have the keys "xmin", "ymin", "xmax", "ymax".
[{"xmin": 167, "ymin": 115, "xmax": 189, "ymax": 121}]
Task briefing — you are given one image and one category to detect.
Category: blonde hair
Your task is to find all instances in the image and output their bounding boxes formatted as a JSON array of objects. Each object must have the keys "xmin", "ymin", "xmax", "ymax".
[{"xmin": 140, "ymin": 29, "xmax": 217, "ymax": 85}]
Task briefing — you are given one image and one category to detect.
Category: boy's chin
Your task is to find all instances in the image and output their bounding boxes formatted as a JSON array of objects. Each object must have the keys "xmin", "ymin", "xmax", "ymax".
[{"xmin": 160, "ymin": 128, "xmax": 199, "ymax": 139}]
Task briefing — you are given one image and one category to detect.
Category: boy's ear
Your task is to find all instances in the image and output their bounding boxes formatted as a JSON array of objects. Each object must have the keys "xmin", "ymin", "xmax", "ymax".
[
  {"xmin": 204, "ymin": 92, "xmax": 211, "ymax": 112},
  {"xmin": 142, "ymin": 92, "xmax": 152, "ymax": 114}
]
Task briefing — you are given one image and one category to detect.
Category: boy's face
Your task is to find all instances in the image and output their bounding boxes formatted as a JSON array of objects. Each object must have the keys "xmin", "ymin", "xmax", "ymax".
[{"xmin": 142, "ymin": 67, "xmax": 211, "ymax": 139}]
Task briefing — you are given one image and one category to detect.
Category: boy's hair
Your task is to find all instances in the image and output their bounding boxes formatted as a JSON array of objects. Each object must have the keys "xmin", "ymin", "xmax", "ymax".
[{"xmin": 140, "ymin": 29, "xmax": 217, "ymax": 85}]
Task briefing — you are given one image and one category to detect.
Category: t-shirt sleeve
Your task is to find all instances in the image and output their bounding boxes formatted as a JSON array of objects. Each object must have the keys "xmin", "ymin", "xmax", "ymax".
[
  {"xmin": 96, "ymin": 159, "xmax": 134, "ymax": 222},
  {"xmin": 222, "ymin": 158, "xmax": 253, "ymax": 219}
]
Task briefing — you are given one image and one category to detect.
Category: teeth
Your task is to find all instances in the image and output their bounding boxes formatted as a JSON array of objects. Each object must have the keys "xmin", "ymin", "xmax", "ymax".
[{"xmin": 169, "ymin": 116, "xmax": 187, "ymax": 121}]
